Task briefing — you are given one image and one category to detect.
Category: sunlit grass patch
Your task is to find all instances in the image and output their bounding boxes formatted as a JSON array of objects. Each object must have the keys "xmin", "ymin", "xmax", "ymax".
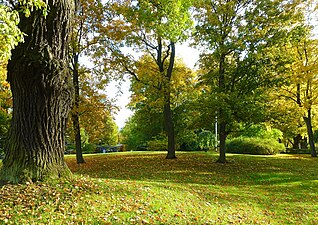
[{"xmin": 1, "ymin": 151, "xmax": 318, "ymax": 224}]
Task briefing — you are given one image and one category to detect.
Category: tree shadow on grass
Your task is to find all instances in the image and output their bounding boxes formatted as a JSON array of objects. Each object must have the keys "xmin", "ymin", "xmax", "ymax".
[
  {"xmin": 65, "ymin": 152, "xmax": 318, "ymax": 224},
  {"xmin": 65, "ymin": 152, "xmax": 318, "ymax": 187}
]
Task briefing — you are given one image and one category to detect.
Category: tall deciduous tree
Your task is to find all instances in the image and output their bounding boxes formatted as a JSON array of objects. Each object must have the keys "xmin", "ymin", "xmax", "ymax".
[
  {"xmin": 0, "ymin": 0, "xmax": 74, "ymax": 183},
  {"xmin": 194, "ymin": 0, "xmax": 303, "ymax": 163},
  {"xmin": 66, "ymin": 73, "xmax": 118, "ymax": 148},
  {"xmin": 125, "ymin": 55, "xmax": 197, "ymax": 150},
  {"xmin": 69, "ymin": 0, "xmax": 109, "ymax": 163},
  {"xmin": 278, "ymin": 35, "xmax": 318, "ymax": 157},
  {"xmin": 269, "ymin": 95, "xmax": 307, "ymax": 149},
  {"xmin": 103, "ymin": 0, "xmax": 193, "ymax": 159}
]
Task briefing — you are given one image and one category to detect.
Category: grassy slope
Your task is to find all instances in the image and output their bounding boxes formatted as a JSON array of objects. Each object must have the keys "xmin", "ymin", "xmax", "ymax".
[{"xmin": 0, "ymin": 152, "xmax": 318, "ymax": 224}]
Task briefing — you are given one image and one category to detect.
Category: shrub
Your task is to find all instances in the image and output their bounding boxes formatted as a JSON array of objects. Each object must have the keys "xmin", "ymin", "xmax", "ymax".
[
  {"xmin": 237, "ymin": 124, "xmax": 283, "ymax": 140},
  {"xmin": 197, "ymin": 130, "xmax": 215, "ymax": 150},
  {"xmin": 226, "ymin": 137, "xmax": 285, "ymax": 155},
  {"xmin": 0, "ymin": 146, "xmax": 4, "ymax": 159},
  {"xmin": 65, "ymin": 144, "xmax": 75, "ymax": 154},
  {"xmin": 178, "ymin": 130, "xmax": 214, "ymax": 151},
  {"xmin": 82, "ymin": 143, "xmax": 97, "ymax": 154},
  {"xmin": 147, "ymin": 135, "xmax": 167, "ymax": 151},
  {"xmin": 179, "ymin": 132, "xmax": 199, "ymax": 151}
]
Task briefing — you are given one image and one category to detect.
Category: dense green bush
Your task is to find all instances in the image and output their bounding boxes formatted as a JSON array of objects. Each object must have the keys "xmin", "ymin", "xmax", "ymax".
[
  {"xmin": 234, "ymin": 124, "xmax": 283, "ymax": 140},
  {"xmin": 0, "ymin": 137, "xmax": 5, "ymax": 157},
  {"xmin": 82, "ymin": 143, "xmax": 97, "ymax": 154},
  {"xmin": 179, "ymin": 132, "xmax": 199, "ymax": 151},
  {"xmin": 197, "ymin": 130, "xmax": 215, "ymax": 150},
  {"xmin": 226, "ymin": 137, "xmax": 285, "ymax": 155},
  {"xmin": 147, "ymin": 135, "xmax": 167, "ymax": 151},
  {"xmin": 178, "ymin": 130, "xmax": 214, "ymax": 151}
]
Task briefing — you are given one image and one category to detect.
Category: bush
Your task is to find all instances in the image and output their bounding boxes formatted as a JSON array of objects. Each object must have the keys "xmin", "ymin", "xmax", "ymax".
[
  {"xmin": 65, "ymin": 144, "xmax": 75, "ymax": 154},
  {"xmin": 179, "ymin": 132, "xmax": 199, "ymax": 151},
  {"xmin": 197, "ymin": 130, "xmax": 215, "ymax": 150},
  {"xmin": 237, "ymin": 124, "xmax": 283, "ymax": 140},
  {"xmin": 147, "ymin": 135, "xmax": 167, "ymax": 151},
  {"xmin": 178, "ymin": 130, "xmax": 214, "ymax": 151},
  {"xmin": 82, "ymin": 143, "xmax": 97, "ymax": 154},
  {"xmin": 226, "ymin": 137, "xmax": 285, "ymax": 155}
]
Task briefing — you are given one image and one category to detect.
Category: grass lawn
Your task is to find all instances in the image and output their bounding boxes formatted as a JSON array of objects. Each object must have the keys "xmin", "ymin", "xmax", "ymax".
[{"xmin": 0, "ymin": 151, "xmax": 318, "ymax": 224}]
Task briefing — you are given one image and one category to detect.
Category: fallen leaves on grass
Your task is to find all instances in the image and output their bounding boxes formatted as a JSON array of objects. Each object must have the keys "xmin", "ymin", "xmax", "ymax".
[
  {"xmin": 0, "ymin": 175, "xmax": 103, "ymax": 224},
  {"xmin": 0, "ymin": 152, "xmax": 317, "ymax": 224}
]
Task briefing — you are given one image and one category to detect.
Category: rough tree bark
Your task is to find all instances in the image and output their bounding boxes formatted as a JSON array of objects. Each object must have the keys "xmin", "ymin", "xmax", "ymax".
[{"xmin": 0, "ymin": 0, "xmax": 74, "ymax": 183}]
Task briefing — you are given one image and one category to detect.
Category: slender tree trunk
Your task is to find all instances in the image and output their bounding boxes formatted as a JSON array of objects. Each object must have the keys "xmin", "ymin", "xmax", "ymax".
[
  {"xmin": 72, "ymin": 54, "xmax": 85, "ymax": 164},
  {"xmin": 165, "ymin": 42, "xmax": 176, "ymax": 159},
  {"xmin": 216, "ymin": 52, "xmax": 227, "ymax": 163},
  {"xmin": 303, "ymin": 109, "xmax": 317, "ymax": 157},
  {"xmin": 0, "ymin": 0, "xmax": 74, "ymax": 183},
  {"xmin": 164, "ymin": 94, "xmax": 176, "ymax": 159},
  {"xmin": 72, "ymin": 112, "xmax": 85, "ymax": 164},
  {"xmin": 217, "ymin": 122, "xmax": 227, "ymax": 163}
]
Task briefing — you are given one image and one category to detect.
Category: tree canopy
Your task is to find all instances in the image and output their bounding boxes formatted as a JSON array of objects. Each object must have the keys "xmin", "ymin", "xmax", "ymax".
[{"xmin": 0, "ymin": 0, "xmax": 318, "ymax": 183}]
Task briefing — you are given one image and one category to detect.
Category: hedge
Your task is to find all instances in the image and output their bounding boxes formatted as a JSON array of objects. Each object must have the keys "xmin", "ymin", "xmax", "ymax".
[{"xmin": 226, "ymin": 137, "xmax": 285, "ymax": 155}]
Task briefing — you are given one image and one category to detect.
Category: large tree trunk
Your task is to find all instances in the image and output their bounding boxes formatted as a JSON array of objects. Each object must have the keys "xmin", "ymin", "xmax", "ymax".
[
  {"xmin": 0, "ymin": 0, "xmax": 74, "ymax": 183},
  {"xmin": 165, "ymin": 42, "xmax": 176, "ymax": 159},
  {"xmin": 72, "ymin": 54, "xmax": 85, "ymax": 164},
  {"xmin": 303, "ymin": 109, "xmax": 317, "ymax": 157}
]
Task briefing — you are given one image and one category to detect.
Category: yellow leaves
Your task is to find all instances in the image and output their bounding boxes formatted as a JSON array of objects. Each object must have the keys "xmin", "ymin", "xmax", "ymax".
[
  {"xmin": 130, "ymin": 54, "xmax": 197, "ymax": 112},
  {"xmin": 0, "ymin": 62, "xmax": 12, "ymax": 118},
  {"xmin": 280, "ymin": 38, "xmax": 318, "ymax": 112},
  {"xmin": 67, "ymin": 71, "xmax": 117, "ymax": 144},
  {"xmin": 0, "ymin": 175, "xmax": 106, "ymax": 224},
  {"xmin": 102, "ymin": 19, "xmax": 133, "ymax": 42}
]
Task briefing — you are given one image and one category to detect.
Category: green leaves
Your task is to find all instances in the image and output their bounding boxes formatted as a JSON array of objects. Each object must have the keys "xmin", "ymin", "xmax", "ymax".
[
  {"xmin": 193, "ymin": 0, "xmax": 306, "ymax": 127},
  {"xmin": 0, "ymin": 6, "xmax": 24, "ymax": 61},
  {"xmin": 18, "ymin": 0, "xmax": 48, "ymax": 17},
  {"xmin": 113, "ymin": 0, "xmax": 193, "ymax": 47},
  {"xmin": 0, "ymin": 0, "xmax": 47, "ymax": 61}
]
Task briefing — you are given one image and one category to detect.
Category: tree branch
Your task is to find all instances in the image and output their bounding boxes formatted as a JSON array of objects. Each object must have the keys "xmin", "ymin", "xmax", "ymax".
[
  {"xmin": 124, "ymin": 64, "xmax": 140, "ymax": 82},
  {"xmin": 140, "ymin": 31, "xmax": 157, "ymax": 50},
  {"xmin": 162, "ymin": 44, "xmax": 171, "ymax": 67}
]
